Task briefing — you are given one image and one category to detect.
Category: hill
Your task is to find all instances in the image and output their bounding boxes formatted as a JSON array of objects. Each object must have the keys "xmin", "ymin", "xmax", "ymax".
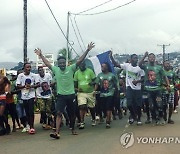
[{"xmin": 0, "ymin": 62, "xmax": 18, "ymax": 70}]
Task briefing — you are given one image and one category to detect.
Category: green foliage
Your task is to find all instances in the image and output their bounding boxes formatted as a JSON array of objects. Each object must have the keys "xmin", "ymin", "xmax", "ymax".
[
  {"xmin": 10, "ymin": 62, "xmax": 23, "ymax": 70},
  {"xmin": 58, "ymin": 48, "xmax": 72, "ymax": 60}
]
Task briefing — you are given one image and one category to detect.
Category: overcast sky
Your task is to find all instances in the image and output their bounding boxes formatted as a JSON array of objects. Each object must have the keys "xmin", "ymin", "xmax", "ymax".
[{"xmin": 0, "ymin": 0, "xmax": 180, "ymax": 62}]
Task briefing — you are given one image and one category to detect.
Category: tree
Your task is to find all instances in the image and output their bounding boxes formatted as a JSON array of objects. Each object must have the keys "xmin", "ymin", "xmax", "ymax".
[
  {"xmin": 58, "ymin": 48, "xmax": 72, "ymax": 60},
  {"xmin": 11, "ymin": 62, "xmax": 24, "ymax": 70}
]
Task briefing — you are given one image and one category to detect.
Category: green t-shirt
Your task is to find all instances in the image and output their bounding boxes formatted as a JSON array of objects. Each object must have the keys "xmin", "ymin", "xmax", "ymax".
[
  {"xmin": 163, "ymin": 70, "xmax": 176, "ymax": 93},
  {"xmin": 74, "ymin": 68, "xmax": 96, "ymax": 93},
  {"xmin": 142, "ymin": 64, "xmax": 165, "ymax": 91},
  {"xmin": 96, "ymin": 72, "xmax": 117, "ymax": 97},
  {"xmin": 51, "ymin": 64, "xmax": 77, "ymax": 95}
]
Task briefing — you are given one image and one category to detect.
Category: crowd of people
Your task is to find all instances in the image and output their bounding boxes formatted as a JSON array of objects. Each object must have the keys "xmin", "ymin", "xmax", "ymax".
[{"xmin": 0, "ymin": 43, "xmax": 180, "ymax": 140}]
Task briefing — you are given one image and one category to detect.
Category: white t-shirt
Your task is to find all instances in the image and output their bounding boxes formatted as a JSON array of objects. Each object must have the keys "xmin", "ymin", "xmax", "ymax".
[
  {"xmin": 16, "ymin": 72, "xmax": 36, "ymax": 100},
  {"xmin": 120, "ymin": 63, "xmax": 145, "ymax": 90},
  {"xmin": 35, "ymin": 73, "xmax": 52, "ymax": 99}
]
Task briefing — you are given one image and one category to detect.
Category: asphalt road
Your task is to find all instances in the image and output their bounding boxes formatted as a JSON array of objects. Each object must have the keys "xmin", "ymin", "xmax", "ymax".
[{"xmin": 1, "ymin": 109, "xmax": 180, "ymax": 154}]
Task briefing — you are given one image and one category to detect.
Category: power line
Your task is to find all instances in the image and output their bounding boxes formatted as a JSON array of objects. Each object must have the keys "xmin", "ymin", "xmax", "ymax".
[
  {"xmin": 44, "ymin": 0, "xmax": 79, "ymax": 56},
  {"xmin": 73, "ymin": 0, "xmax": 136, "ymax": 16},
  {"xmin": 72, "ymin": 0, "xmax": 114, "ymax": 15},
  {"xmin": 73, "ymin": 15, "xmax": 91, "ymax": 57},
  {"xmin": 74, "ymin": 16, "xmax": 86, "ymax": 50},
  {"xmin": 29, "ymin": 3, "xmax": 62, "ymax": 39},
  {"xmin": 69, "ymin": 15, "xmax": 84, "ymax": 53},
  {"xmin": 168, "ymin": 32, "xmax": 180, "ymax": 42}
]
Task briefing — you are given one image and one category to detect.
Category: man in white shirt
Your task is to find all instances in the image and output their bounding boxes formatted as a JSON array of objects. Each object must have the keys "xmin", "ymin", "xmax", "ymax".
[
  {"xmin": 110, "ymin": 52, "xmax": 145, "ymax": 125},
  {"xmin": 16, "ymin": 63, "xmax": 38, "ymax": 134},
  {"xmin": 36, "ymin": 66, "xmax": 52, "ymax": 129}
]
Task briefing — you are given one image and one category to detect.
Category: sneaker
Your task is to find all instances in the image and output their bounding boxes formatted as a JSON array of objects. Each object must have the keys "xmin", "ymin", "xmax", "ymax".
[
  {"xmin": 137, "ymin": 120, "xmax": 142, "ymax": 126},
  {"xmin": 26, "ymin": 124, "xmax": 30, "ymax": 131},
  {"xmin": 50, "ymin": 132, "xmax": 60, "ymax": 139},
  {"xmin": 91, "ymin": 120, "xmax": 96, "ymax": 126},
  {"xmin": 95, "ymin": 116, "xmax": 100, "ymax": 121},
  {"xmin": 106, "ymin": 123, "xmax": 111, "ymax": 129},
  {"xmin": 174, "ymin": 109, "xmax": 178, "ymax": 113},
  {"xmin": 22, "ymin": 128, "xmax": 27, "ymax": 133},
  {"xmin": 128, "ymin": 118, "xmax": 134, "ymax": 125},
  {"xmin": 159, "ymin": 119, "xmax": 166, "ymax": 125},
  {"xmin": 79, "ymin": 123, "xmax": 85, "ymax": 129},
  {"xmin": 28, "ymin": 128, "xmax": 35, "ymax": 134},
  {"xmin": 168, "ymin": 119, "xmax": 174, "ymax": 124}
]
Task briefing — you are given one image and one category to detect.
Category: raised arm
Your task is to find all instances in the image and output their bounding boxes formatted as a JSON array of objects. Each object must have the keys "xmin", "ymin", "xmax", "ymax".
[
  {"xmin": 139, "ymin": 51, "xmax": 148, "ymax": 67},
  {"xmin": 34, "ymin": 48, "xmax": 52, "ymax": 69},
  {"xmin": 76, "ymin": 42, "xmax": 95, "ymax": 66},
  {"xmin": 109, "ymin": 50, "xmax": 121, "ymax": 68}
]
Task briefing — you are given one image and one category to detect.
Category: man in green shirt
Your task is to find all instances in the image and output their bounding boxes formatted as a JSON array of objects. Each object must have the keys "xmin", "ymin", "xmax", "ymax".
[
  {"xmin": 139, "ymin": 52, "xmax": 170, "ymax": 125},
  {"xmin": 34, "ymin": 42, "xmax": 95, "ymax": 139},
  {"xmin": 74, "ymin": 61, "xmax": 96, "ymax": 129},
  {"xmin": 162, "ymin": 60, "xmax": 176, "ymax": 124}
]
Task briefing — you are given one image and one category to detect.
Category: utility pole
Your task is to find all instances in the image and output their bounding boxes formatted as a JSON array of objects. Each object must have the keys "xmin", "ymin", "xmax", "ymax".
[
  {"xmin": 157, "ymin": 44, "xmax": 170, "ymax": 63},
  {"xmin": 23, "ymin": 0, "xmax": 28, "ymax": 63},
  {"xmin": 66, "ymin": 12, "xmax": 70, "ymax": 66}
]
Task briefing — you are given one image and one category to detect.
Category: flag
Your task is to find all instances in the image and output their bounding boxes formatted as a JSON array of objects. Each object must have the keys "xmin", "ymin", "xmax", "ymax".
[{"xmin": 85, "ymin": 51, "xmax": 114, "ymax": 76}]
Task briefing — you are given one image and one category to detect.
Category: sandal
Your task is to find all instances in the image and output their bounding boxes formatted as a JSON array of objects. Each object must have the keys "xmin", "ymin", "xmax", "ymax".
[
  {"xmin": 50, "ymin": 132, "xmax": 60, "ymax": 139},
  {"xmin": 45, "ymin": 125, "xmax": 52, "ymax": 130},
  {"xmin": 72, "ymin": 130, "xmax": 78, "ymax": 135}
]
